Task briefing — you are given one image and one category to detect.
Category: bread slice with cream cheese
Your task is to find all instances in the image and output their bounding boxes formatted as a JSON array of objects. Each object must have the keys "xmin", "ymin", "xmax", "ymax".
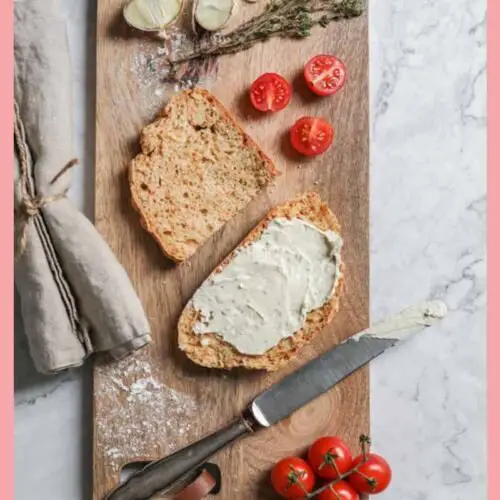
[{"xmin": 177, "ymin": 192, "xmax": 344, "ymax": 371}]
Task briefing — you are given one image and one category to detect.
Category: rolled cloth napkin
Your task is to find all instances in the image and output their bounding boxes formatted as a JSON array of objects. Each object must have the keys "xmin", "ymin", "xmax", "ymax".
[{"xmin": 14, "ymin": 0, "xmax": 151, "ymax": 374}]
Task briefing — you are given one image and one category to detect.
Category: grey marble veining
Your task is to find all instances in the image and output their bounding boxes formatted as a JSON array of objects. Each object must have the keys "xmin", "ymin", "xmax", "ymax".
[
  {"xmin": 14, "ymin": 0, "xmax": 487, "ymax": 498},
  {"xmin": 370, "ymin": 0, "xmax": 486, "ymax": 498}
]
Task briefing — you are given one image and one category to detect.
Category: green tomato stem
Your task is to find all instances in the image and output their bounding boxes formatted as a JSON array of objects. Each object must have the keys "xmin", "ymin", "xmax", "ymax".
[{"xmin": 306, "ymin": 435, "xmax": 371, "ymax": 499}]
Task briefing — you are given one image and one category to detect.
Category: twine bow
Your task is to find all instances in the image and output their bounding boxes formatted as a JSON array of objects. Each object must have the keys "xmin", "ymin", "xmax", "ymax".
[{"xmin": 14, "ymin": 102, "xmax": 78, "ymax": 260}]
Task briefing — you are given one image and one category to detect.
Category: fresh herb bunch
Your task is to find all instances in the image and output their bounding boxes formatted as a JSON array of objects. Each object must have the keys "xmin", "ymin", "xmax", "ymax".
[{"xmin": 168, "ymin": 0, "xmax": 365, "ymax": 64}]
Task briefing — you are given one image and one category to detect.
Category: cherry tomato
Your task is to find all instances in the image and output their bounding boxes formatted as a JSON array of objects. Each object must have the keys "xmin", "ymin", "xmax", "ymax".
[
  {"xmin": 318, "ymin": 481, "xmax": 360, "ymax": 500},
  {"xmin": 290, "ymin": 117, "xmax": 334, "ymax": 156},
  {"xmin": 307, "ymin": 436, "xmax": 353, "ymax": 479},
  {"xmin": 347, "ymin": 453, "xmax": 392, "ymax": 494},
  {"xmin": 271, "ymin": 457, "xmax": 315, "ymax": 499},
  {"xmin": 249, "ymin": 72, "xmax": 292, "ymax": 112},
  {"xmin": 304, "ymin": 55, "xmax": 346, "ymax": 96}
]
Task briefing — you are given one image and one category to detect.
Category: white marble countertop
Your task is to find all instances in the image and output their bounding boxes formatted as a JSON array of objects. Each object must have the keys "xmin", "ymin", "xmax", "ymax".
[{"xmin": 14, "ymin": 0, "xmax": 487, "ymax": 498}]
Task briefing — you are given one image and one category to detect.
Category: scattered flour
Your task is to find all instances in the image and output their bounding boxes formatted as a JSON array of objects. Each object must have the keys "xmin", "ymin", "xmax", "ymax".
[
  {"xmin": 128, "ymin": 27, "xmax": 219, "ymax": 120},
  {"xmin": 95, "ymin": 353, "xmax": 198, "ymax": 472},
  {"xmin": 106, "ymin": 447, "xmax": 123, "ymax": 460}
]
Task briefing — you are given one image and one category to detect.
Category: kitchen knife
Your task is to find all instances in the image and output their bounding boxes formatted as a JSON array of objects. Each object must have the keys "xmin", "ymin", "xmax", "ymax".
[{"xmin": 105, "ymin": 300, "xmax": 447, "ymax": 500}]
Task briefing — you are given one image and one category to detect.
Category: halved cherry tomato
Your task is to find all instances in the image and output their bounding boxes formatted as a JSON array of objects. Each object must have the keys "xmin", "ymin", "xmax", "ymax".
[
  {"xmin": 249, "ymin": 72, "xmax": 292, "ymax": 112},
  {"xmin": 271, "ymin": 457, "xmax": 315, "ymax": 499},
  {"xmin": 290, "ymin": 117, "xmax": 334, "ymax": 156},
  {"xmin": 318, "ymin": 481, "xmax": 360, "ymax": 500},
  {"xmin": 307, "ymin": 436, "xmax": 353, "ymax": 480},
  {"xmin": 304, "ymin": 55, "xmax": 346, "ymax": 96},
  {"xmin": 347, "ymin": 453, "xmax": 392, "ymax": 494}
]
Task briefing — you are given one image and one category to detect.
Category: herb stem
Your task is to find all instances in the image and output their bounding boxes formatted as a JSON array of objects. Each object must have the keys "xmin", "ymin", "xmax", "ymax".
[{"xmin": 167, "ymin": 0, "xmax": 364, "ymax": 65}]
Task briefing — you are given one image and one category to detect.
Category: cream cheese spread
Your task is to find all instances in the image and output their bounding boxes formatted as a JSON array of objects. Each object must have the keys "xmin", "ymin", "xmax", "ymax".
[
  {"xmin": 352, "ymin": 300, "xmax": 448, "ymax": 342},
  {"xmin": 190, "ymin": 217, "xmax": 343, "ymax": 355}
]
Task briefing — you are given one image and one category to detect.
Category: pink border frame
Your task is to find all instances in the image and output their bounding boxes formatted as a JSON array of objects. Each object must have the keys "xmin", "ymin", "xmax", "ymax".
[
  {"xmin": 488, "ymin": 0, "xmax": 497, "ymax": 497},
  {"xmin": 1, "ymin": 1, "xmax": 14, "ymax": 500},
  {"xmin": 0, "ymin": 2, "xmax": 494, "ymax": 500}
]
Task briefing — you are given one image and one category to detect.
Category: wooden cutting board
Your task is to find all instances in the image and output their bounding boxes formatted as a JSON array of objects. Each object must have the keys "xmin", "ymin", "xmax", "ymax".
[{"xmin": 93, "ymin": 2, "xmax": 369, "ymax": 498}]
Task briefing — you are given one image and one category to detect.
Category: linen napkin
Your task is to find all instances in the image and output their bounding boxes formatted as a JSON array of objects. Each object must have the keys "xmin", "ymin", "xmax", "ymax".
[{"xmin": 14, "ymin": 0, "xmax": 152, "ymax": 374}]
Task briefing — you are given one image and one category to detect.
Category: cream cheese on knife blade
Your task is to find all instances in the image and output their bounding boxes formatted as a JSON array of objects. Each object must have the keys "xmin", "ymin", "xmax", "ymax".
[
  {"xmin": 190, "ymin": 217, "xmax": 343, "ymax": 355},
  {"xmin": 351, "ymin": 300, "xmax": 448, "ymax": 342}
]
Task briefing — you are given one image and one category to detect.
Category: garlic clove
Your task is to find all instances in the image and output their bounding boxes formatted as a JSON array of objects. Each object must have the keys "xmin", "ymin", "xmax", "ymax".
[
  {"xmin": 194, "ymin": 0, "xmax": 235, "ymax": 32},
  {"xmin": 123, "ymin": 0, "xmax": 183, "ymax": 32}
]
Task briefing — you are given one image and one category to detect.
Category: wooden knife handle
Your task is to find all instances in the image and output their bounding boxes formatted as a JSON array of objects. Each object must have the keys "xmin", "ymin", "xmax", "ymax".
[{"xmin": 104, "ymin": 417, "xmax": 252, "ymax": 500}]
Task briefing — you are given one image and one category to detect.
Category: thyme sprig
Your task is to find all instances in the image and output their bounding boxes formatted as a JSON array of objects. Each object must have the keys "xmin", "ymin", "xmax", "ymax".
[{"xmin": 168, "ymin": 0, "xmax": 365, "ymax": 65}]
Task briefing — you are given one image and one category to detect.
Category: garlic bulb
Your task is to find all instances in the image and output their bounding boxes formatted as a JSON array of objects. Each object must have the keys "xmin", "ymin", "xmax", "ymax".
[
  {"xmin": 194, "ymin": 0, "xmax": 235, "ymax": 32},
  {"xmin": 123, "ymin": 0, "xmax": 183, "ymax": 32}
]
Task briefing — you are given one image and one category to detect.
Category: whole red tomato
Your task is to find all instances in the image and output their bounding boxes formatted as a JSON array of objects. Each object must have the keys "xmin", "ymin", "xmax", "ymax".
[
  {"xmin": 307, "ymin": 436, "xmax": 353, "ymax": 479},
  {"xmin": 317, "ymin": 480, "xmax": 359, "ymax": 500},
  {"xmin": 347, "ymin": 453, "xmax": 392, "ymax": 494},
  {"xmin": 271, "ymin": 457, "xmax": 315, "ymax": 499}
]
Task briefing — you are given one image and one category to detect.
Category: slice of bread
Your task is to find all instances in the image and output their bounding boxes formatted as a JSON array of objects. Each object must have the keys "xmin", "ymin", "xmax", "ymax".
[
  {"xmin": 178, "ymin": 192, "xmax": 344, "ymax": 371},
  {"xmin": 129, "ymin": 88, "xmax": 279, "ymax": 262}
]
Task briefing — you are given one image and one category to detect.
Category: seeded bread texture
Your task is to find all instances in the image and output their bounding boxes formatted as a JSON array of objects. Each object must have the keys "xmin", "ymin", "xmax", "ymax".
[
  {"xmin": 178, "ymin": 192, "xmax": 344, "ymax": 371},
  {"xmin": 129, "ymin": 88, "xmax": 279, "ymax": 263}
]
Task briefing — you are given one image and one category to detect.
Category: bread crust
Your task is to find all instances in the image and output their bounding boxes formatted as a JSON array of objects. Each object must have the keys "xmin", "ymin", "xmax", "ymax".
[
  {"xmin": 178, "ymin": 192, "xmax": 344, "ymax": 371},
  {"xmin": 129, "ymin": 88, "xmax": 279, "ymax": 263}
]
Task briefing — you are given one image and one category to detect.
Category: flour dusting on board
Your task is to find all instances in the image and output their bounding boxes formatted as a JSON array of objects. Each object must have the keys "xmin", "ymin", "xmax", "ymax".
[
  {"xmin": 95, "ymin": 353, "xmax": 198, "ymax": 472},
  {"xmin": 129, "ymin": 28, "xmax": 219, "ymax": 119}
]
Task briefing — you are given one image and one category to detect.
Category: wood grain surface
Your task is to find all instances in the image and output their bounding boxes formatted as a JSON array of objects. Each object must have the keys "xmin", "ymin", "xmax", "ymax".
[{"xmin": 94, "ymin": 1, "xmax": 369, "ymax": 498}]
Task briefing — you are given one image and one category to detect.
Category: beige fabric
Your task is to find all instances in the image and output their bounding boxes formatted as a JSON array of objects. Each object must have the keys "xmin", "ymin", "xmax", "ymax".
[{"xmin": 14, "ymin": 0, "xmax": 151, "ymax": 374}]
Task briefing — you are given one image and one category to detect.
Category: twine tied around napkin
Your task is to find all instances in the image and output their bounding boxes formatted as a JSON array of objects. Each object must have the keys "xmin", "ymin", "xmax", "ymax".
[
  {"xmin": 14, "ymin": 102, "xmax": 79, "ymax": 260},
  {"xmin": 14, "ymin": 0, "xmax": 152, "ymax": 374}
]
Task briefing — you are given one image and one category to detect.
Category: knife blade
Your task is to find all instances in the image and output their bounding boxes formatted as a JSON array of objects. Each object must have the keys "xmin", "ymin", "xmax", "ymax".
[
  {"xmin": 250, "ymin": 300, "xmax": 447, "ymax": 427},
  {"xmin": 105, "ymin": 300, "xmax": 447, "ymax": 500}
]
